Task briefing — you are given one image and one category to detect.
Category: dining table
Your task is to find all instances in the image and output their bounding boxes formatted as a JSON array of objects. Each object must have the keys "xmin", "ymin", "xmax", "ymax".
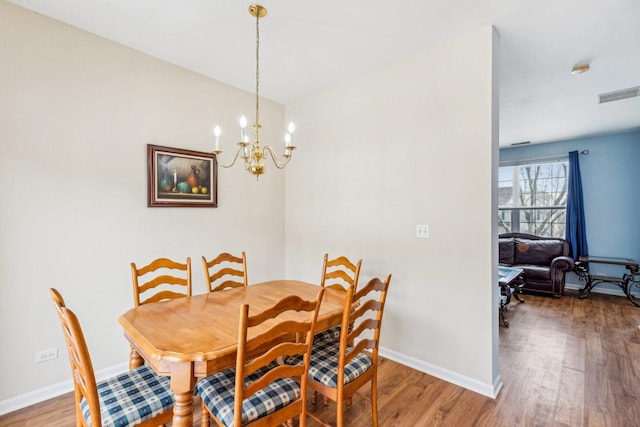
[{"xmin": 118, "ymin": 279, "xmax": 346, "ymax": 427}]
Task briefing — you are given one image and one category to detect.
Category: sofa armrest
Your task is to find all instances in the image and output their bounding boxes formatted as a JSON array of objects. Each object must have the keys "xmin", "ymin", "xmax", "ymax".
[
  {"xmin": 550, "ymin": 256, "xmax": 575, "ymax": 296},
  {"xmin": 551, "ymin": 255, "xmax": 575, "ymax": 272}
]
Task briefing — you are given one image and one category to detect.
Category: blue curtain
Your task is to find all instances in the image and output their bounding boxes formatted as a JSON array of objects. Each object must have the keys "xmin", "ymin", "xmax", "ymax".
[{"xmin": 565, "ymin": 151, "xmax": 588, "ymax": 260}]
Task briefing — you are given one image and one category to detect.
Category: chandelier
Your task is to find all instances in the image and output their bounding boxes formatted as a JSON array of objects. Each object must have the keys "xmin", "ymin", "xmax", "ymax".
[{"xmin": 212, "ymin": 4, "xmax": 296, "ymax": 179}]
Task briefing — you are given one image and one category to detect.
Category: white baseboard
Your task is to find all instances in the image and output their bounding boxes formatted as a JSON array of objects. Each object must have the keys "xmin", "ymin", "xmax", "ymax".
[
  {"xmin": 0, "ymin": 361, "xmax": 128, "ymax": 416},
  {"xmin": 378, "ymin": 346, "xmax": 500, "ymax": 399}
]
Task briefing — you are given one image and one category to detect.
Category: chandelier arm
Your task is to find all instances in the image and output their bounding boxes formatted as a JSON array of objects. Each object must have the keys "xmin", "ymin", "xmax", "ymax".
[
  {"xmin": 262, "ymin": 145, "xmax": 293, "ymax": 169},
  {"xmin": 219, "ymin": 145, "xmax": 248, "ymax": 169}
]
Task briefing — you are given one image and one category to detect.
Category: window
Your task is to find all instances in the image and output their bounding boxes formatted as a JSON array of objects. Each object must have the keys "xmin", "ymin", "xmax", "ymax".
[{"xmin": 498, "ymin": 160, "xmax": 568, "ymax": 238}]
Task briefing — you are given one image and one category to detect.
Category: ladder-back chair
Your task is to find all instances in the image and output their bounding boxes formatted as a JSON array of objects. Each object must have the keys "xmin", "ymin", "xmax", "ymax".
[
  {"xmin": 306, "ymin": 275, "xmax": 391, "ymax": 427},
  {"xmin": 196, "ymin": 289, "xmax": 325, "ymax": 426},
  {"xmin": 50, "ymin": 288, "xmax": 174, "ymax": 427}
]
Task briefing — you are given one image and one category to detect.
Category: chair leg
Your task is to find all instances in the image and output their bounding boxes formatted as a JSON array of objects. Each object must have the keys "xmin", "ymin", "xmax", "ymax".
[
  {"xmin": 200, "ymin": 400, "xmax": 210, "ymax": 427},
  {"xmin": 345, "ymin": 397, "xmax": 352, "ymax": 407},
  {"xmin": 311, "ymin": 390, "xmax": 318, "ymax": 404},
  {"xmin": 371, "ymin": 377, "xmax": 379, "ymax": 427},
  {"xmin": 323, "ymin": 396, "xmax": 329, "ymax": 407},
  {"xmin": 336, "ymin": 396, "xmax": 344, "ymax": 427}
]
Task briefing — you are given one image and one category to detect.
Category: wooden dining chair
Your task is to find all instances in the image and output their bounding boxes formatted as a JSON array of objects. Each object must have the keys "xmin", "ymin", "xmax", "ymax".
[
  {"xmin": 49, "ymin": 288, "xmax": 174, "ymax": 427},
  {"xmin": 130, "ymin": 257, "xmax": 192, "ymax": 307},
  {"xmin": 313, "ymin": 253, "xmax": 362, "ymax": 344},
  {"xmin": 305, "ymin": 275, "xmax": 391, "ymax": 427},
  {"xmin": 201, "ymin": 251, "xmax": 248, "ymax": 292},
  {"xmin": 196, "ymin": 288, "xmax": 325, "ymax": 427}
]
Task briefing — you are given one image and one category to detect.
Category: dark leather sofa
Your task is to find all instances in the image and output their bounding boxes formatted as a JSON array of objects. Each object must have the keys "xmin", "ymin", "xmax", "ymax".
[{"xmin": 499, "ymin": 232, "xmax": 575, "ymax": 297}]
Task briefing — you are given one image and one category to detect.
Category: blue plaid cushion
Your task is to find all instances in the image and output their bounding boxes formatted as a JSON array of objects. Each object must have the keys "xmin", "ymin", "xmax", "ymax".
[
  {"xmin": 286, "ymin": 340, "xmax": 373, "ymax": 388},
  {"xmin": 313, "ymin": 326, "xmax": 341, "ymax": 343},
  {"xmin": 80, "ymin": 365, "xmax": 174, "ymax": 427},
  {"xmin": 196, "ymin": 362, "xmax": 301, "ymax": 427}
]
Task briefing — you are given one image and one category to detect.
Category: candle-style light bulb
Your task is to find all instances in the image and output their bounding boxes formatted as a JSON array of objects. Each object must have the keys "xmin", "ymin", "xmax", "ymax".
[
  {"xmin": 240, "ymin": 115, "xmax": 247, "ymax": 142},
  {"xmin": 286, "ymin": 122, "xmax": 295, "ymax": 146},
  {"xmin": 213, "ymin": 125, "xmax": 221, "ymax": 151}
]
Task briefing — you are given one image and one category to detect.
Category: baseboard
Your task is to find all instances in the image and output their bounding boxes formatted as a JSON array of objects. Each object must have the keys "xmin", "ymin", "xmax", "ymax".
[
  {"xmin": 0, "ymin": 361, "xmax": 128, "ymax": 416},
  {"xmin": 378, "ymin": 346, "xmax": 500, "ymax": 399}
]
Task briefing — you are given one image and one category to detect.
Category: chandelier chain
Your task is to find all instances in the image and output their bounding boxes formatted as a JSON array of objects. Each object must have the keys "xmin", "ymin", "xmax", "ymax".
[{"xmin": 255, "ymin": 9, "xmax": 260, "ymax": 132}]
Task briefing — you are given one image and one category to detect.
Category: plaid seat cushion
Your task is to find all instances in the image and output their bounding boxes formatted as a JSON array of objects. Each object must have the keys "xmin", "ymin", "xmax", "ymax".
[
  {"xmin": 196, "ymin": 362, "xmax": 301, "ymax": 427},
  {"xmin": 80, "ymin": 365, "xmax": 174, "ymax": 427},
  {"xmin": 313, "ymin": 326, "xmax": 342, "ymax": 343},
  {"xmin": 286, "ymin": 340, "xmax": 373, "ymax": 388}
]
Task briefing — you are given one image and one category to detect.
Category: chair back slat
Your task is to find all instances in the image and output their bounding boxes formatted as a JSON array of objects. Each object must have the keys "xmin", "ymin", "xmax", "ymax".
[
  {"xmin": 138, "ymin": 274, "xmax": 189, "ymax": 292},
  {"xmin": 136, "ymin": 257, "xmax": 189, "ymax": 274},
  {"xmin": 211, "ymin": 267, "xmax": 245, "ymax": 282},
  {"xmin": 347, "ymin": 318, "xmax": 380, "ymax": 345}
]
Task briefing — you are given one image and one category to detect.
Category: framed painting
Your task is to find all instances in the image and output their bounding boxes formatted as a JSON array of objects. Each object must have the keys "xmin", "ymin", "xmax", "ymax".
[{"xmin": 147, "ymin": 144, "xmax": 217, "ymax": 207}]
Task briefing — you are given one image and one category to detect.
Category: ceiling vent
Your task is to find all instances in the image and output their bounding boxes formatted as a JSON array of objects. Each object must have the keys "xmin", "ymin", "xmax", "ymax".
[{"xmin": 598, "ymin": 86, "xmax": 640, "ymax": 104}]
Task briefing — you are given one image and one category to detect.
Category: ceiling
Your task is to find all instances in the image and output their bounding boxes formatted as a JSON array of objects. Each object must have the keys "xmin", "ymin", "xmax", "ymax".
[{"xmin": 8, "ymin": 0, "xmax": 640, "ymax": 146}]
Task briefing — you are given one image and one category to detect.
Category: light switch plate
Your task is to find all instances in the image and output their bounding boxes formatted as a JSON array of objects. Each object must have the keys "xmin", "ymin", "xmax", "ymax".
[{"xmin": 416, "ymin": 224, "xmax": 429, "ymax": 239}]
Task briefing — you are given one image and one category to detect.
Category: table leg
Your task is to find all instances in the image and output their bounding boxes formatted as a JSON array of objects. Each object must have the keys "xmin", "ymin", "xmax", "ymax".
[
  {"xmin": 499, "ymin": 300, "xmax": 509, "ymax": 327},
  {"xmin": 499, "ymin": 284, "xmax": 510, "ymax": 327},
  {"xmin": 170, "ymin": 362, "xmax": 197, "ymax": 427},
  {"xmin": 578, "ymin": 279, "xmax": 595, "ymax": 299},
  {"xmin": 624, "ymin": 274, "xmax": 640, "ymax": 307},
  {"xmin": 512, "ymin": 273, "xmax": 525, "ymax": 303},
  {"xmin": 575, "ymin": 263, "xmax": 594, "ymax": 299},
  {"xmin": 512, "ymin": 286, "xmax": 525, "ymax": 303},
  {"xmin": 173, "ymin": 391, "xmax": 195, "ymax": 426}
]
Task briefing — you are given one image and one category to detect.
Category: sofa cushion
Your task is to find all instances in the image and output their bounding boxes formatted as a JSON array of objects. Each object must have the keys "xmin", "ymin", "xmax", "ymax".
[
  {"xmin": 514, "ymin": 239, "xmax": 564, "ymax": 266},
  {"xmin": 499, "ymin": 238, "xmax": 515, "ymax": 265},
  {"xmin": 517, "ymin": 264, "xmax": 551, "ymax": 281}
]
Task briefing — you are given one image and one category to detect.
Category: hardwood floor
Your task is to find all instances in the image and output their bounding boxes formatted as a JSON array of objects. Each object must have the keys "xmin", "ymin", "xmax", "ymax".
[{"xmin": 2, "ymin": 289, "xmax": 640, "ymax": 426}]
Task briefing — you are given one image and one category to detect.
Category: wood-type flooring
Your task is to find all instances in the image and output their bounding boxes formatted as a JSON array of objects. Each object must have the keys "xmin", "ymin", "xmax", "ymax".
[{"xmin": 2, "ymin": 289, "xmax": 639, "ymax": 426}]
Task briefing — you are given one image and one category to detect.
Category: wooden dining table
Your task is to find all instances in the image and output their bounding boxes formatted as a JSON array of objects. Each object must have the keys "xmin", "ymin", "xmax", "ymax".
[{"xmin": 118, "ymin": 280, "xmax": 346, "ymax": 427}]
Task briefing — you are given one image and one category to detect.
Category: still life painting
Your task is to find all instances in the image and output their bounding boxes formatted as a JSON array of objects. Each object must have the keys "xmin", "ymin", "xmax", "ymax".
[{"xmin": 147, "ymin": 144, "xmax": 217, "ymax": 207}]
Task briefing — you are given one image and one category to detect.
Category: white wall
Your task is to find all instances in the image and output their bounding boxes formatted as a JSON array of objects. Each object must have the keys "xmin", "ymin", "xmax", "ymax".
[
  {"xmin": 285, "ymin": 26, "xmax": 500, "ymax": 395},
  {"xmin": 0, "ymin": 2, "xmax": 286, "ymax": 403}
]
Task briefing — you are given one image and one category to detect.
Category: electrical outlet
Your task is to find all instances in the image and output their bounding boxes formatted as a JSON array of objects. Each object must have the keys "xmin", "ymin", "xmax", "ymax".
[
  {"xmin": 416, "ymin": 224, "xmax": 430, "ymax": 239},
  {"xmin": 36, "ymin": 348, "xmax": 58, "ymax": 363}
]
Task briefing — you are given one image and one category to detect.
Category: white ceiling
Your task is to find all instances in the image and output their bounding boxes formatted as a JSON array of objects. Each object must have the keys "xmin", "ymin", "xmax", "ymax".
[{"xmin": 8, "ymin": 0, "xmax": 640, "ymax": 146}]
